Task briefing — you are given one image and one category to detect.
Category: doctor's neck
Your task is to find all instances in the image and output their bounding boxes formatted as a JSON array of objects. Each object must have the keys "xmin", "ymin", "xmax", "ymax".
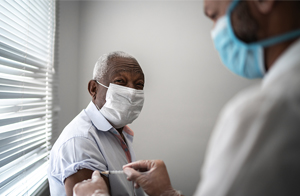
[
  {"xmin": 264, "ymin": 39, "xmax": 298, "ymax": 71},
  {"xmin": 259, "ymin": 1, "xmax": 300, "ymax": 71}
]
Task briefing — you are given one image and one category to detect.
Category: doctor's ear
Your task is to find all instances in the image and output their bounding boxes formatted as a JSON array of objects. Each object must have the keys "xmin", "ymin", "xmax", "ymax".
[
  {"xmin": 88, "ymin": 80, "xmax": 98, "ymax": 100},
  {"xmin": 253, "ymin": 0, "xmax": 275, "ymax": 14}
]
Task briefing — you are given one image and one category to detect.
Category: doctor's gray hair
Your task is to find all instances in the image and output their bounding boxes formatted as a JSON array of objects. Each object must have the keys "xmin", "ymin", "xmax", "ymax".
[{"xmin": 93, "ymin": 51, "xmax": 136, "ymax": 81}]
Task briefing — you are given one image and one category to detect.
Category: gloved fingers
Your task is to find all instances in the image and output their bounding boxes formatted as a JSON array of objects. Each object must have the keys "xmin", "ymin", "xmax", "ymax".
[
  {"xmin": 92, "ymin": 170, "xmax": 101, "ymax": 180},
  {"xmin": 123, "ymin": 160, "xmax": 154, "ymax": 171},
  {"xmin": 91, "ymin": 189, "xmax": 107, "ymax": 196},
  {"xmin": 73, "ymin": 171, "xmax": 109, "ymax": 196},
  {"xmin": 123, "ymin": 160, "xmax": 146, "ymax": 170},
  {"xmin": 123, "ymin": 167, "xmax": 142, "ymax": 181},
  {"xmin": 134, "ymin": 182, "xmax": 140, "ymax": 189}
]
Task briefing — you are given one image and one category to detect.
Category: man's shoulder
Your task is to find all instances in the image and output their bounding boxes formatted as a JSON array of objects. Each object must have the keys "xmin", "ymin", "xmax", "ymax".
[
  {"xmin": 51, "ymin": 110, "xmax": 96, "ymax": 151},
  {"xmin": 64, "ymin": 110, "xmax": 94, "ymax": 135},
  {"xmin": 49, "ymin": 110, "xmax": 104, "ymax": 171}
]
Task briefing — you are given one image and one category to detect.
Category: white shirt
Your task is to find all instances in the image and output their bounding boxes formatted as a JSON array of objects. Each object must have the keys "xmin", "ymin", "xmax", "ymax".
[
  {"xmin": 195, "ymin": 38, "xmax": 300, "ymax": 196},
  {"xmin": 48, "ymin": 101, "xmax": 144, "ymax": 196}
]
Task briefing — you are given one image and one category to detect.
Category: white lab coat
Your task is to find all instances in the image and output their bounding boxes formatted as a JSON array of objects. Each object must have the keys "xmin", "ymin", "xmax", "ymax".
[{"xmin": 195, "ymin": 38, "xmax": 300, "ymax": 196}]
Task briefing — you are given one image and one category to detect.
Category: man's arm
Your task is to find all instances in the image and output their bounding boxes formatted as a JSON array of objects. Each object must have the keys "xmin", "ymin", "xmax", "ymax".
[{"xmin": 64, "ymin": 169, "xmax": 110, "ymax": 196}]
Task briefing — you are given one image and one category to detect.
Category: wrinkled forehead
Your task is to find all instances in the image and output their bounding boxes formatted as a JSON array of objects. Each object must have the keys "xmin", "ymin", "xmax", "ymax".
[{"xmin": 106, "ymin": 57, "xmax": 144, "ymax": 78}]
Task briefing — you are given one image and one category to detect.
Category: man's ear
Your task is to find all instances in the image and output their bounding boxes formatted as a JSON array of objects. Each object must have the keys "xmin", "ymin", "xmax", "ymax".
[
  {"xmin": 88, "ymin": 80, "xmax": 97, "ymax": 100},
  {"xmin": 253, "ymin": 0, "xmax": 275, "ymax": 14}
]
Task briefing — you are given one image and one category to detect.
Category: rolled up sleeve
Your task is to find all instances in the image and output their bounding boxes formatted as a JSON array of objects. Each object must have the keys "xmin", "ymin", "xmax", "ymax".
[{"xmin": 53, "ymin": 137, "xmax": 107, "ymax": 183}]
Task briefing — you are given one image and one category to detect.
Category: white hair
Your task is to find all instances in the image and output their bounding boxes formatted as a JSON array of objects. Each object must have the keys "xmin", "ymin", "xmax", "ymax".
[{"xmin": 93, "ymin": 51, "xmax": 136, "ymax": 81}]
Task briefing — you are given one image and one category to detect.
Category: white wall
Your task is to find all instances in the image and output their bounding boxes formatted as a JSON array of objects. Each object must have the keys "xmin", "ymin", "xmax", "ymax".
[
  {"xmin": 57, "ymin": 1, "xmax": 258, "ymax": 195},
  {"xmin": 55, "ymin": 1, "xmax": 81, "ymax": 141}
]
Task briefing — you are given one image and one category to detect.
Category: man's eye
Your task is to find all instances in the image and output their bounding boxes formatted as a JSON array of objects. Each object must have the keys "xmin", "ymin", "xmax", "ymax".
[
  {"xmin": 137, "ymin": 83, "xmax": 144, "ymax": 87},
  {"xmin": 114, "ymin": 79, "xmax": 124, "ymax": 83}
]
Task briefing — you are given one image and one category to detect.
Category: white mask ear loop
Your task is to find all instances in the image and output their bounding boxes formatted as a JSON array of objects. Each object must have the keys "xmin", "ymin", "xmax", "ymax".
[
  {"xmin": 95, "ymin": 103, "xmax": 100, "ymax": 111},
  {"xmin": 95, "ymin": 81, "xmax": 108, "ymax": 111},
  {"xmin": 96, "ymin": 80, "xmax": 109, "ymax": 88}
]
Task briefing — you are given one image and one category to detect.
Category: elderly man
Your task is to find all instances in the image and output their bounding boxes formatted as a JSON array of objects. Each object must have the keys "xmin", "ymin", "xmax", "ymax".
[
  {"xmin": 48, "ymin": 51, "xmax": 145, "ymax": 196},
  {"xmin": 74, "ymin": 0, "xmax": 300, "ymax": 196}
]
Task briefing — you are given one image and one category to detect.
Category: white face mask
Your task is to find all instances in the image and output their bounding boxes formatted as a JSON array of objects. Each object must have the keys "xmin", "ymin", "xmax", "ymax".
[{"xmin": 96, "ymin": 81, "xmax": 144, "ymax": 129}]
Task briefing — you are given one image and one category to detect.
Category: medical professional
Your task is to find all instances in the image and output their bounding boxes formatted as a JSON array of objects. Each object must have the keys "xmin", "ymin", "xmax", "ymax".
[{"xmin": 73, "ymin": 0, "xmax": 300, "ymax": 195}]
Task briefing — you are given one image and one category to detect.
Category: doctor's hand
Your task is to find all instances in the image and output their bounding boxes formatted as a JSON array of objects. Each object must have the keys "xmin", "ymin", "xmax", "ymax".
[
  {"xmin": 123, "ymin": 160, "xmax": 182, "ymax": 196},
  {"xmin": 73, "ymin": 170, "xmax": 109, "ymax": 196}
]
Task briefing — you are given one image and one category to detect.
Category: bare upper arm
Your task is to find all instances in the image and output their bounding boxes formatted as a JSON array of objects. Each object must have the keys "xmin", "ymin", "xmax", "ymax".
[{"xmin": 64, "ymin": 168, "xmax": 110, "ymax": 196}]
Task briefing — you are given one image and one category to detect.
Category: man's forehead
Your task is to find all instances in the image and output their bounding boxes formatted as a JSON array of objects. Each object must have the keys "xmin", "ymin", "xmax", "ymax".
[
  {"xmin": 111, "ymin": 68, "xmax": 144, "ymax": 75},
  {"xmin": 106, "ymin": 57, "xmax": 144, "ymax": 77},
  {"xmin": 108, "ymin": 57, "xmax": 140, "ymax": 69}
]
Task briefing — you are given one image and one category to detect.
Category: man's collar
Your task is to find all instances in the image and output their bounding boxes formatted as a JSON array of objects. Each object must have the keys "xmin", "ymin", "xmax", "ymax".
[
  {"xmin": 263, "ymin": 38, "xmax": 300, "ymax": 88},
  {"xmin": 84, "ymin": 101, "xmax": 135, "ymax": 136},
  {"xmin": 123, "ymin": 126, "xmax": 134, "ymax": 137},
  {"xmin": 84, "ymin": 101, "xmax": 112, "ymax": 132}
]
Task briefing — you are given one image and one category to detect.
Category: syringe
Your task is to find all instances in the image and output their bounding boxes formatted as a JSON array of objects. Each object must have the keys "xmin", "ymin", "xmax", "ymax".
[
  {"xmin": 101, "ymin": 170, "xmax": 135, "ymax": 196},
  {"xmin": 100, "ymin": 170, "xmax": 124, "ymax": 175}
]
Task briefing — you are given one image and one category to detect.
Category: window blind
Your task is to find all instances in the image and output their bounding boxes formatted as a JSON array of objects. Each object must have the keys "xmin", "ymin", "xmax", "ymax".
[{"xmin": 0, "ymin": 0, "xmax": 56, "ymax": 195}]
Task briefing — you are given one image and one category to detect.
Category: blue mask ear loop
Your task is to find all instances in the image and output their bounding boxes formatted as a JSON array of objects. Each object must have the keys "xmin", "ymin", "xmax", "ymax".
[
  {"xmin": 258, "ymin": 29, "xmax": 300, "ymax": 48},
  {"xmin": 226, "ymin": 0, "xmax": 300, "ymax": 48}
]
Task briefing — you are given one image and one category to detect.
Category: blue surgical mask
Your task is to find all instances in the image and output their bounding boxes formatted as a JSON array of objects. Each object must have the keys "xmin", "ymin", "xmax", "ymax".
[{"xmin": 211, "ymin": 0, "xmax": 300, "ymax": 79}]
